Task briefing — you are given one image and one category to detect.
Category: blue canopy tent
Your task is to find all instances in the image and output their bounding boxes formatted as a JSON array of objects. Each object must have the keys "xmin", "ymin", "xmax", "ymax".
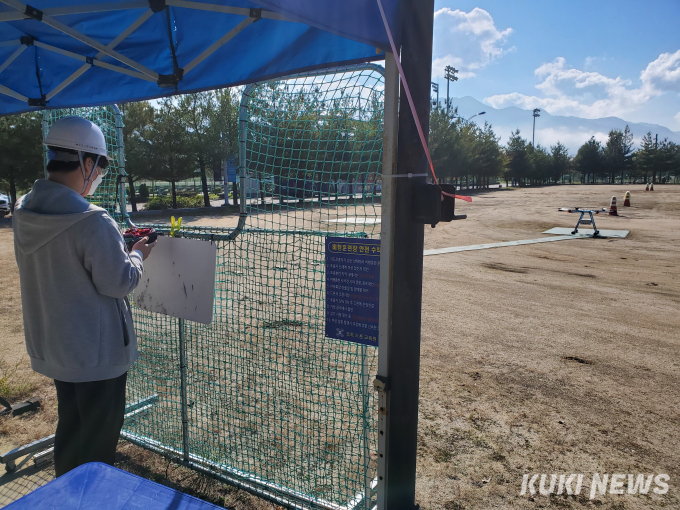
[
  {"xmin": 0, "ymin": 2, "xmax": 437, "ymax": 509},
  {"xmin": 0, "ymin": 0, "xmax": 400, "ymax": 114}
]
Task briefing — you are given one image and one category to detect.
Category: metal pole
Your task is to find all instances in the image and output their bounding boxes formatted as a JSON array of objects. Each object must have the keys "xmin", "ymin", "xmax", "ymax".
[
  {"xmin": 178, "ymin": 318, "xmax": 190, "ymax": 462},
  {"xmin": 532, "ymin": 108, "xmax": 540, "ymax": 147},
  {"xmin": 381, "ymin": 0, "xmax": 434, "ymax": 507},
  {"xmin": 112, "ymin": 104, "xmax": 134, "ymax": 227},
  {"xmin": 446, "ymin": 77, "xmax": 449, "ymax": 115},
  {"xmin": 376, "ymin": 51, "xmax": 399, "ymax": 510},
  {"xmin": 42, "ymin": 113, "xmax": 49, "ymax": 179},
  {"xmin": 361, "ymin": 344, "xmax": 371, "ymax": 510}
]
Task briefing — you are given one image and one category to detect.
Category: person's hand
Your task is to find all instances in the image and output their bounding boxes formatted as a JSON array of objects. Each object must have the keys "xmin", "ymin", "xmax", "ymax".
[{"xmin": 132, "ymin": 237, "xmax": 157, "ymax": 261}]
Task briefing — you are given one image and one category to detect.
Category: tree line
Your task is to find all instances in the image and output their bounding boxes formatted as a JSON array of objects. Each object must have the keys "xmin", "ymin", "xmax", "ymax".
[
  {"xmin": 429, "ymin": 105, "xmax": 680, "ymax": 188},
  {"xmin": 2, "ymin": 94, "xmax": 680, "ymax": 213},
  {"xmin": 0, "ymin": 90, "xmax": 240, "ymax": 212}
]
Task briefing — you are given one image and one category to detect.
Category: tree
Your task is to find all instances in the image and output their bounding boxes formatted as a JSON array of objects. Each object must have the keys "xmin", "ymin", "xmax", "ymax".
[
  {"xmin": 429, "ymin": 105, "xmax": 505, "ymax": 189},
  {"xmin": 429, "ymin": 105, "xmax": 466, "ymax": 184},
  {"xmin": 635, "ymin": 132, "xmax": 656, "ymax": 183},
  {"xmin": 143, "ymin": 103, "xmax": 195, "ymax": 208},
  {"xmin": 245, "ymin": 81, "xmax": 385, "ymax": 204},
  {"xmin": 528, "ymin": 144, "xmax": 551, "ymax": 185},
  {"xmin": 473, "ymin": 123, "xmax": 505, "ymax": 188},
  {"xmin": 550, "ymin": 142, "xmax": 571, "ymax": 183},
  {"xmin": 574, "ymin": 137, "xmax": 604, "ymax": 184},
  {"xmin": 118, "ymin": 101, "xmax": 154, "ymax": 211},
  {"xmin": 603, "ymin": 125, "xmax": 633, "ymax": 183},
  {"xmin": 657, "ymin": 139, "xmax": 679, "ymax": 183},
  {"xmin": 0, "ymin": 113, "xmax": 43, "ymax": 212},
  {"xmin": 505, "ymin": 130, "xmax": 532, "ymax": 186},
  {"xmin": 212, "ymin": 88, "xmax": 240, "ymax": 201}
]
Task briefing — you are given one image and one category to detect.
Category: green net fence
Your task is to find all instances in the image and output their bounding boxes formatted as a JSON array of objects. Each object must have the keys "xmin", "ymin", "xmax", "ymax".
[{"xmin": 43, "ymin": 64, "xmax": 385, "ymax": 510}]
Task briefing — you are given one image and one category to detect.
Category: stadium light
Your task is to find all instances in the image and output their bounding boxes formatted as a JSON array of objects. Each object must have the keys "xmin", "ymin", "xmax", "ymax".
[
  {"xmin": 444, "ymin": 65, "xmax": 458, "ymax": 115},
  {"xmin": 533, "ymin": 108, "xmax": 541, "ymax": 146}
]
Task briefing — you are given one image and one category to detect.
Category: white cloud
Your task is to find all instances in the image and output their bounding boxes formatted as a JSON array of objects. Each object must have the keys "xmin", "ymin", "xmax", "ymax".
[
  {"xmin": 584, "ymin": 55, "xmax": 606, "ymax": 69},
  {"xmin": 533, "ymin": 127, "xmax": 608, "ymax": 152},
  {"xmin": 640, "ymin": 50, "xmax": 680, "ymax": 93},
  {"xmin": 432, "ymin": 8, "xmax": 513, "ymax": 80},
  {"xmin": 484, "ymin": 50, "xmax": 680, "ymax": 119}
]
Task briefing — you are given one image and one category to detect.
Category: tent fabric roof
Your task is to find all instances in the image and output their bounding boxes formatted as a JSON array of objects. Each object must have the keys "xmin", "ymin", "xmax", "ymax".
[{"xmin": 0, "ymin": 0, "xmax": 401, "ymax": 116}]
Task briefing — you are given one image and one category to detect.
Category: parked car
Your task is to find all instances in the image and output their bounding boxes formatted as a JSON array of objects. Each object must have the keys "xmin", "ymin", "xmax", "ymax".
[{"xmin": 0, "ymin": 192, "xmax": 11, "ymax": 218}]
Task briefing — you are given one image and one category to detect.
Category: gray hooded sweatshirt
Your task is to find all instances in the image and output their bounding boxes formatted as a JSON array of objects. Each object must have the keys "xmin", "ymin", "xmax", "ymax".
[{"xmin": 13, "ymin": 179, "xmax": 143, "ymax": 383}]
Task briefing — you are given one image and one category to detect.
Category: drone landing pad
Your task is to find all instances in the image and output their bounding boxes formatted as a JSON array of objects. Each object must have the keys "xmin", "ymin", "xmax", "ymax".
[{"xmin": 543, "ymin": 228, "xmax": 629, "ymax": 238}]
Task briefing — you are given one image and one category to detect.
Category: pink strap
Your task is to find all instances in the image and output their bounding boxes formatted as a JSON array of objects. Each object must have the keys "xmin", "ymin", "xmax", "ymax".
[{"xmin": 376, "ymin": 0, "xmax": 471, "ymax": 203}]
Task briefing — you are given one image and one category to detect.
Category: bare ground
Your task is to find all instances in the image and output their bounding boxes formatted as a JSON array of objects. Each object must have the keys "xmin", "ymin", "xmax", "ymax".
[
  {"xmin": 416, "ymin": 185, "xmax": 680, "ymax": 510},
  {"xmin": 1, "ymin": 185, "xmax": 679, "ymax": 509}
]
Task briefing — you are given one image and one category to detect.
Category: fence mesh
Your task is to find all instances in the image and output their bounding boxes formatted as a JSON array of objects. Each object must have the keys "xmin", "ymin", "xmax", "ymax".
[{"xmin": 43, "ymin": 64, "xmax": 384, "ymax": 510}]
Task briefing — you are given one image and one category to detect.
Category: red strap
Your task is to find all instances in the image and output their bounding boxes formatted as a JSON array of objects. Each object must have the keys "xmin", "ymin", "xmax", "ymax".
[{"xmin": 376, "ymin": 0, "xmax": 471, "ymax": 203}]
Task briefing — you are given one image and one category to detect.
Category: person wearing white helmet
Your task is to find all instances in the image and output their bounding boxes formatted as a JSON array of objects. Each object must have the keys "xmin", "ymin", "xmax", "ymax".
[{"xmin": 12, "ymin": 116, "xmax": 156, "ymax": 476}]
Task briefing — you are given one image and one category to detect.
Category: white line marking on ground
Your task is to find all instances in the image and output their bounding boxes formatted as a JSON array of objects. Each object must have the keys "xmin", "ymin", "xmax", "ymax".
[{"xmin": 424, "ymin": 236, "xmax": 584, "ymax": 256}]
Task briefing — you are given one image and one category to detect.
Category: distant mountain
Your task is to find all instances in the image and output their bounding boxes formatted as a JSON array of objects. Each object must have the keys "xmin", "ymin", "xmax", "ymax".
[{"xmin": 449, "ymin": 96, "xmax": 680, "ymax": 155}]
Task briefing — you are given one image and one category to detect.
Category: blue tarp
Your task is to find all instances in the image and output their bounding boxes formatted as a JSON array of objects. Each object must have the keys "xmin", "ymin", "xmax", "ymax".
[
  {"xmin": 5, "ymin": 462, "xmax": 223, "ymax": 509},
  {"xmin": 0, "ymin": 0, "xmax": 401, "ymax": 116}
]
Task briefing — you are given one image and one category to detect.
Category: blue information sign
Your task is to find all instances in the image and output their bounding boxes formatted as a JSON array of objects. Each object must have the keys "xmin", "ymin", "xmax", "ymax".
[
  {"xmin": 225, "ymin": 156, "xmax": 237, "ymax": 183},
  {"xmin": 325, "ymin": 236, "xmax": 380, "ymax": 346}
]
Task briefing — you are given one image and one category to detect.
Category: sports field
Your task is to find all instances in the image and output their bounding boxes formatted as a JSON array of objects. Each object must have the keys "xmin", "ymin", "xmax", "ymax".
[{"xmin": 1, "ymin": 184, "xmax": 679, "ymax": 509}]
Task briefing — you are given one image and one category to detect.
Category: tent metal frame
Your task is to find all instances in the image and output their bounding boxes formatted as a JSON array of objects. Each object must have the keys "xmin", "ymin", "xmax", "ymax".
[
  {"xmin": 4, "ymin": 1, "xmax": 437, "ymax": 508},
  {"xmin": 0, "ymin": 0, "xmax": 297, "ymax": 106}
]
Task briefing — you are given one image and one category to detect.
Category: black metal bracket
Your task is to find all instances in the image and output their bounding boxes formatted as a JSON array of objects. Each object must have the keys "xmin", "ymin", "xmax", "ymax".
[
  {"xmin": 157, "ymin": 68, "xmax": 183, "ymax": 88},
  {"xmin": 413, "ymin": 183, "xmax": 441, "ymax": 227},
  {"xmin": 10, "ymin": 397, "xmax": 41, "ymax": 417},
  {"xmin": 86, "ymin": 56, "xmax": 94, "ymax": 65},
  {"xmin": 413, "ymin": 183, "xmax": 465, "ymax": 227},
  {"xmin": 439, "ymin": 183, "xmax": 466, "ymax": 222},
  {"xmin": 20, "ymin": 35, "xmax": 35, "ymax": 46},
  {"xmin": 249, "ymin": 8, "xmax": 262, "ymax": 20},
  {"xmin": 24, "ymin": 5, "xmax": 43, "ymax": 21},
  {"xmin": 28, "ymin": 96, "xmax": 46, "ymax": 107},
  {"xmin": 148, "ymin": 0, "xmax": 166, "ymax": 13},
  {"xmin": 373, "ymin": 375, "xmax": 390, "ymax": 392},
  {"xmin": 0, "ymin": 397, "xmax": 10, "ymax": 417}
]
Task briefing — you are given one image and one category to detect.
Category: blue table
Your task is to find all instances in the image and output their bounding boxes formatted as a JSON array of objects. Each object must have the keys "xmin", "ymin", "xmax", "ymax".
[{"xmin": 5, "ymin": 462, "xmax": 224, "ymax": 509}]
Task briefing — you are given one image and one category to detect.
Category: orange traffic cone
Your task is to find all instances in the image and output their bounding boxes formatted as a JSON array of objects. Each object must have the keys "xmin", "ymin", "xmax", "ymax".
[
  {"xmin": 645, "ymin": 183, "xmax": 649, "ymax": 191},
  {"xmin": 650, "ymin": 183, "xmax": 654, "ymax": 191},
  {"xmin": 608, "ymin": 196, "xmax": 618, "ymax": 216},
  {"xmin": 623, "ymin": 191, "xmax": 631, "ymax": 207}
]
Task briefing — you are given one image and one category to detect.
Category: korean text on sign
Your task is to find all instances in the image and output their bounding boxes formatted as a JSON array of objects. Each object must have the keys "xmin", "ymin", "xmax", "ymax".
[{"xmin": 325, "ymin": 237, "xmax": 380, "ymax": 347}]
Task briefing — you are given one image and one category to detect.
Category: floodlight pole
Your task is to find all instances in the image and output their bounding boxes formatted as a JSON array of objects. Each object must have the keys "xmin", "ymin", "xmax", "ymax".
[
  {"xmin": 377, "ymin": 0, "xmax": 434, "ymax": 508},
  {"xmin": 532, "ymin": 108, "xmax": 541, "ymax": 146},
  {"xmin": 444, "ymin": 65, "xmax": 458, "ymax": 115}
]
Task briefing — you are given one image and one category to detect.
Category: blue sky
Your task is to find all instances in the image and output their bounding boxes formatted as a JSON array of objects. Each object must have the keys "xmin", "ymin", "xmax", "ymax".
[{"xmin": 431, "ymin": 0, "xmax": 680, "ymax": 131}]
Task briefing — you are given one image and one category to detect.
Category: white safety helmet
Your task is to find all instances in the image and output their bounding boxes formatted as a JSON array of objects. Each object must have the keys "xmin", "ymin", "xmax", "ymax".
[{"xmin": 45, "ymin": 116, "xmax": 110, "ymax": 194}]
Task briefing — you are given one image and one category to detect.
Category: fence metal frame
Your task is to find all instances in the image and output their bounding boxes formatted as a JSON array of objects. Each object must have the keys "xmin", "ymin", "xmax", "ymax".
[{"xmin": 124, "ymin": 64, "xmax": 387, "ymax": 509}]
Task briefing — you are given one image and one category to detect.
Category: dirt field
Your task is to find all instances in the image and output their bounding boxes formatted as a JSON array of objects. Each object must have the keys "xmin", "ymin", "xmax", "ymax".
[{"xmin": 1, "ymin": 185, "xmax": 679, "ymax": 509}]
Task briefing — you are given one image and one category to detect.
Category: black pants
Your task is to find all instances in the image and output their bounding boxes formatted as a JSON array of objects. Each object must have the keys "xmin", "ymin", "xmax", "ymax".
[{"xmin": 53, "ymin": 372, "xmax": 127, "ymax": 477}]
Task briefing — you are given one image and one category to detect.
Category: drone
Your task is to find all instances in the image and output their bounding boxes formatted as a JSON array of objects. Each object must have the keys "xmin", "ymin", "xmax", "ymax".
[{"xmin": 558, "ymin": 207, "xmax": 607, "ymax": 237}]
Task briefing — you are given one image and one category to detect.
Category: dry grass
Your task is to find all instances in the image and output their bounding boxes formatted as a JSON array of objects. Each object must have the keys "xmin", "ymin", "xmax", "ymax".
[
  {"xmin": 114, "ymin": 442, "xmax": 280, "ymax": 510},
  {"xmin": 0, "ymin": 357, "xmax": 37, "ymax": 401}
]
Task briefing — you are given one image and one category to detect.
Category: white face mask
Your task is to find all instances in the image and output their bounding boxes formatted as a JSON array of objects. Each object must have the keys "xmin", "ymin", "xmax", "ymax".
[{"xmin": 87, "ymin": 173, "xmax": 103, "ymax": 196}]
